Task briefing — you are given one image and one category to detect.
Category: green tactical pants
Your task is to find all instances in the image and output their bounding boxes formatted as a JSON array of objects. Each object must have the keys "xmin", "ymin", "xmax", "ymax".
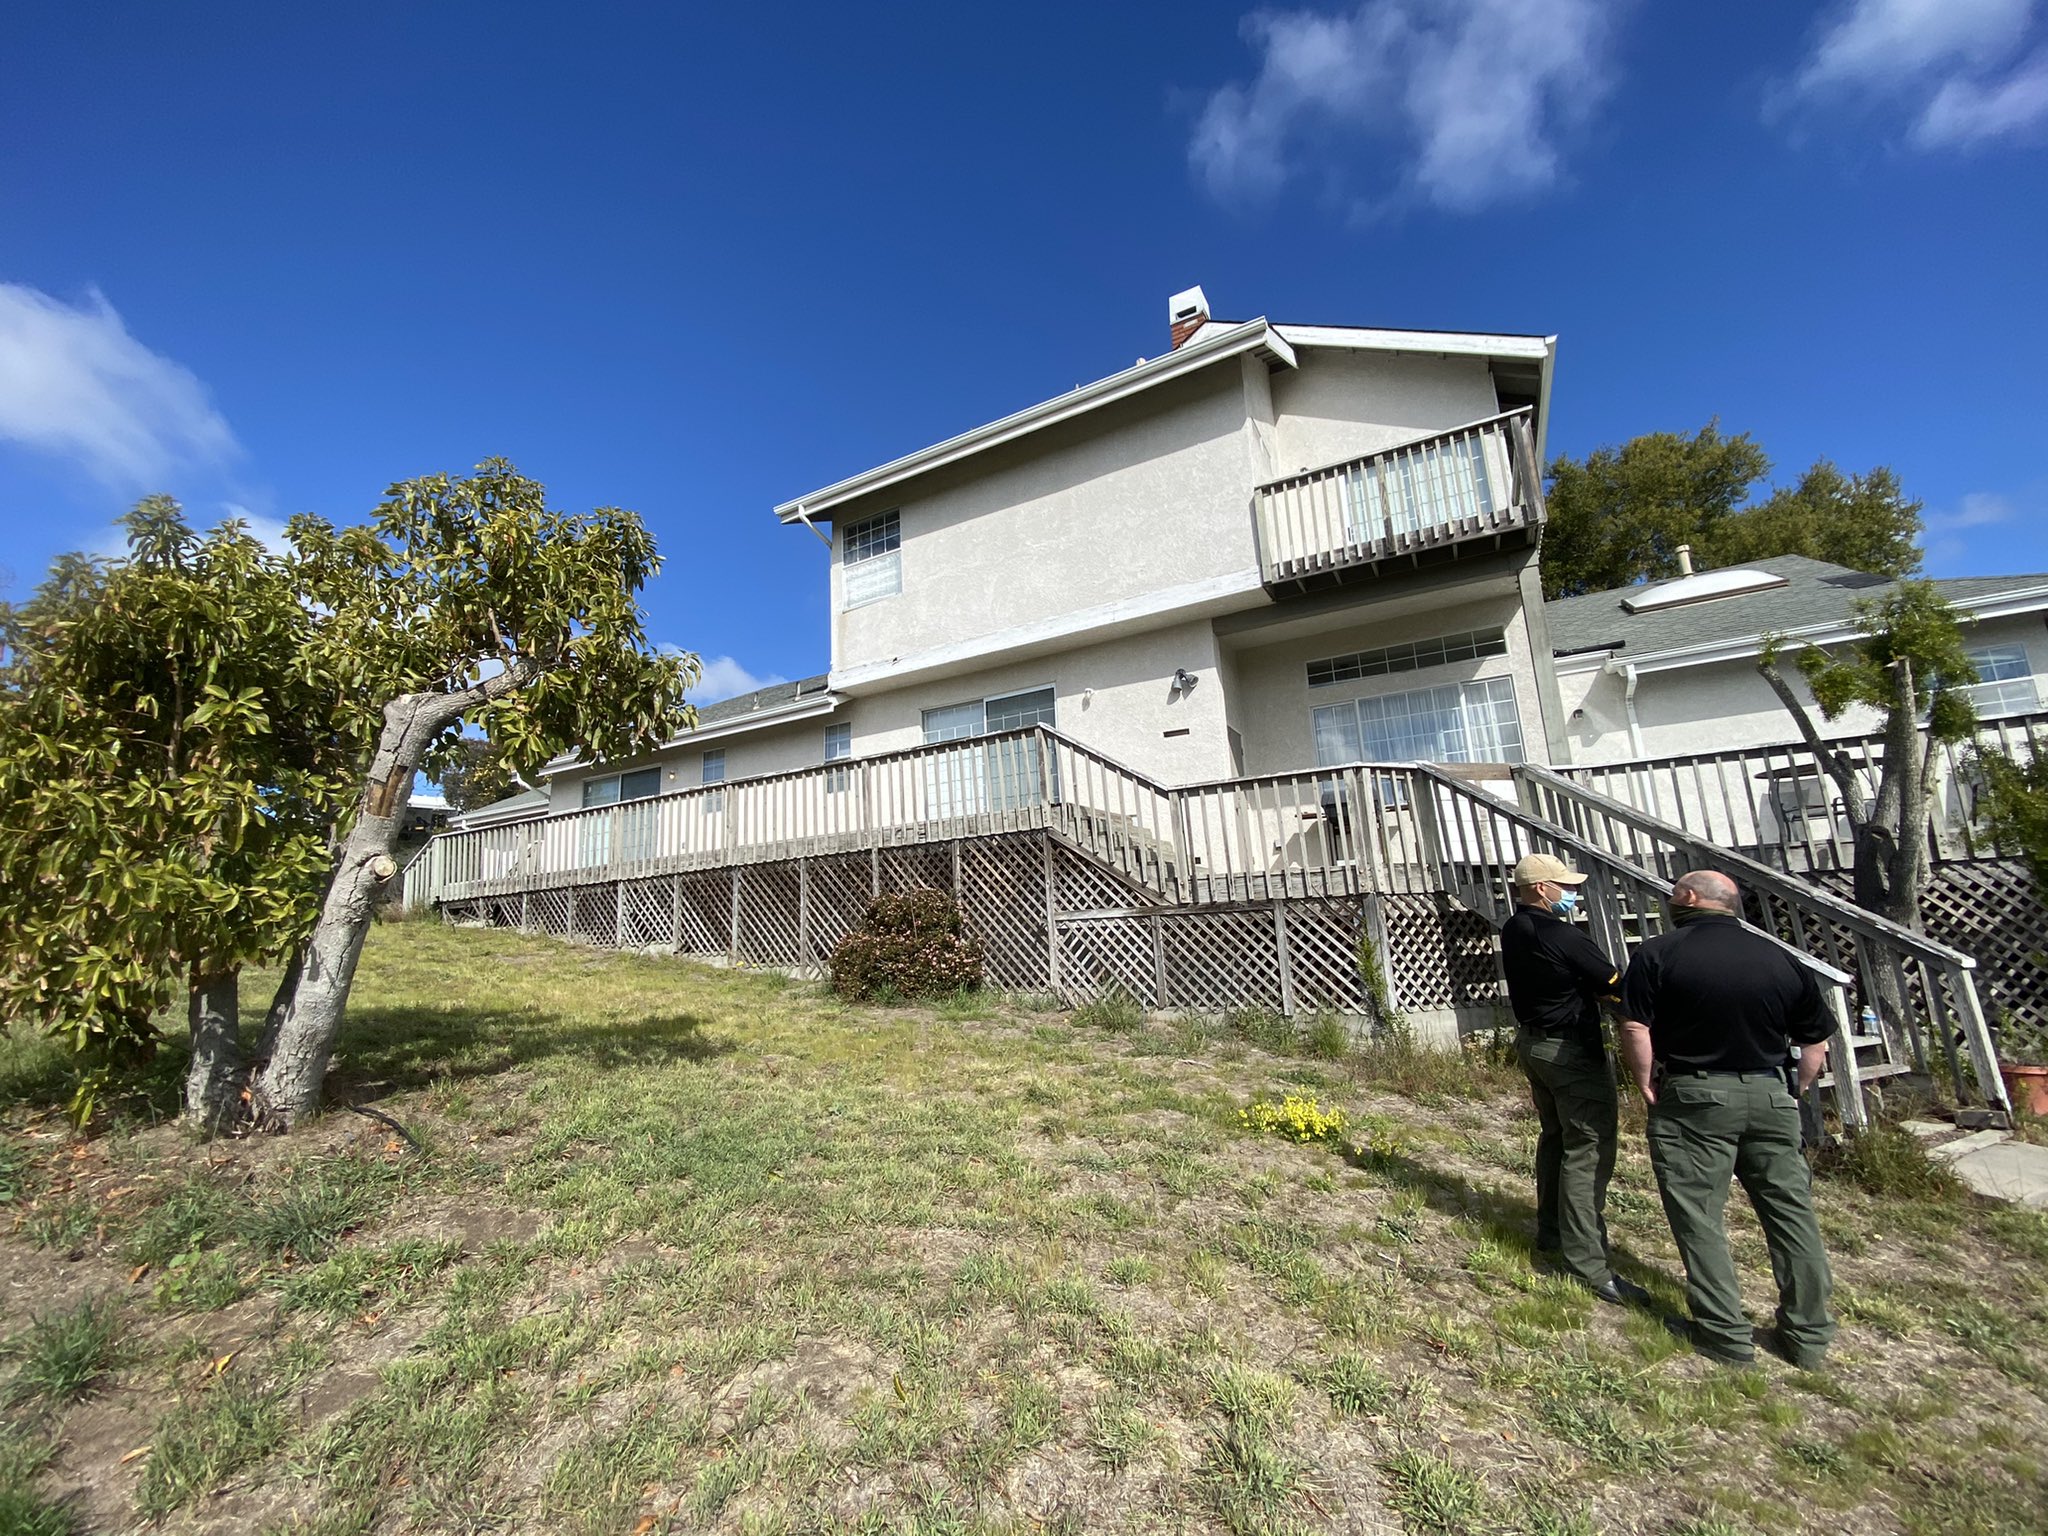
[
  {"xmin": 1516, "ymin": 1028, "xmax": 1618, "ymax": 1287},
  {"xmin": 1647, "ymin": 1071, "xmax": 1836, "ymax": 1366}
]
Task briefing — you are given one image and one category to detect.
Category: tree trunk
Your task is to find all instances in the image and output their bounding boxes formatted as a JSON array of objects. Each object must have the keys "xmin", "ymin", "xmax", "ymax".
[
  {"xmin": 250, "ymin": 691, "xmax": 454, "ymax": 1126},
  {"xmin": 183, "ymin": 969, "xmax": 243, "ymax": 1133},
  {"xmin": 255, "ymin": 946, "xmax": 304, "ymax": 1064}
]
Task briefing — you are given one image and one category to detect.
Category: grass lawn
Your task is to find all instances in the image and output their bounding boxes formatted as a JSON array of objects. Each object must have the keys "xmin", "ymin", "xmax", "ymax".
[{"xmin": 3, "ymin": 920, "xmax": 2046, "ymax": 1535}]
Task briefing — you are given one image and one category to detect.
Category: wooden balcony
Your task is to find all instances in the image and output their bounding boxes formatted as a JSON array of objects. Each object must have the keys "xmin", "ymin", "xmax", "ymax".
[{"xmin": 1253, "ymin": 408, "xmax": 1545, "ymax": 591}]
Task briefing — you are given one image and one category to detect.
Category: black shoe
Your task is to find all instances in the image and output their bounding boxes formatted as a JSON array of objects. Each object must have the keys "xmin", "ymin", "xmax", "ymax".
[
  {"xmin": 1662, "ymin": 1316, "xmax": 1756, "ymax": 1365},
  {"xmin": 1591, "ymin": 1276, "xmax": 1653, "ymax": 1307},
  {"xmin": 1760, "ymin": 1327, "xmax": 1829, "ymax": 1371}
]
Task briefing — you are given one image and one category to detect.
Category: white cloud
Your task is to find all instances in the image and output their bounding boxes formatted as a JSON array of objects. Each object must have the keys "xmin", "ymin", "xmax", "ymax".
[
  {"xmin": 0, "ymin": 282, "xmax": 238, "ymax": 488},
  {"xmin": 1925, "ymin": 490, "xmax": 2017, "ymax": 533},
  {"xmin": 1922, "ymin": 489, "xmax": 2040, "ymax": 569},
  {"xmin": 1778, "ymin": 0, "xmax": 2048, "ymax": 147},
  {"xmin": 1915, "ymin": 47, "xmax": 2048, "ymax": 143},
  {"xmin": 1189, "ymin": 0, "xmax": 1622, "ymax": 214},
  {"xmin": 666, "ymin": 651, "xmax": 788, "ymax": 705}
]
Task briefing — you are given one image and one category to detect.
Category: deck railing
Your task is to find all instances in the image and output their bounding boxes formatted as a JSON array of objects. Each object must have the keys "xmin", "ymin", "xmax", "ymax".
[
  {"xmin": 1557, "ymin": 709, "xmax": 2048, "ymax": 873},
  {"xmin": 1252, "ymin": 407, "xmax": 1544, "ymax": 586},
  {"xmin": 407, "ymin": 726, "xmax": 2009, "ymax": 1121},
  {"xmin": 413, "ymin": 726, "xmax": 1189, "ymax": 909}
]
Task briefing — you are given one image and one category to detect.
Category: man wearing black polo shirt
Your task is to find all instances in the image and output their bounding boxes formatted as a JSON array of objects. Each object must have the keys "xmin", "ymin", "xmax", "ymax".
[
  {"xmin": 1499, "ymin": 852, "xmax": 1646, "ymax": 1305},
  {"xmin": 1618, "ymin": 869, "xmax": 1837, "ymax": 1368}
]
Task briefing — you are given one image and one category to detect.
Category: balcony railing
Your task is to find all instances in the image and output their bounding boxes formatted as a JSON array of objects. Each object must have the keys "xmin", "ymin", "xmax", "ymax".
[
  {"xmin": 406, "ymin": 726, "xmax": 2012, "ymax": 1122},
  {"xmin": 1252, "ymin": 408, "xmax": 1545, "ymax": 588}
]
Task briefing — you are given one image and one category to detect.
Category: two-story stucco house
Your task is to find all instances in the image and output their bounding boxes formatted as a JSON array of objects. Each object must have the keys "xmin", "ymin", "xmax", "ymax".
[{"xmin": 522, "ymin": 287, "xmax": 1568, "ymax": 826}]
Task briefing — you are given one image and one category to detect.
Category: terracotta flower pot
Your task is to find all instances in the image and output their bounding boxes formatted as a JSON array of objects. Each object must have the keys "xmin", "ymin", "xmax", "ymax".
[{"xmin": 2000, "ymin": 1062, "xmax": 2048, "ymax": 1120}]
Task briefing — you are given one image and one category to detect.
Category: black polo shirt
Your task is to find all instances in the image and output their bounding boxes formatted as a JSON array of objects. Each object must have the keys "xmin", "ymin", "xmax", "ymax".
[
  {"xmin": 1499, "ymin": 904, "xmax": 1619, "ymax": 1046},
  {"xmin": 1621, "ymin": 912, "xmax": 1831, "ymax": 1073}
]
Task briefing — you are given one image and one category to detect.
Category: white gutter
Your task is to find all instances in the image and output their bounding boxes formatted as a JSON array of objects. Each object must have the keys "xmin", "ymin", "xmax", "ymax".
[
  {"xmin": 1270, "ymin": 323, "xmax": 1552, "ymax": 360},
  {"xmin": 1556, "ymin": 582, "xmax": 2048, "ymax": 677},
  {"xmin": 773, "ymin": 318, "xmax": 1298, "ymax": 522}
]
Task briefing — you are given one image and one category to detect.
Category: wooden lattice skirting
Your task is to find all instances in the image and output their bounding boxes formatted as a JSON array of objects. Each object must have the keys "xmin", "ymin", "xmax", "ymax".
[
  {"xmin": 1809, "ymin": 858, "xmax": 2047, "ymax": 1032},
  {"xmin": 438, "ymin": 830, "xmax": 1516, "ymax": 1024}
]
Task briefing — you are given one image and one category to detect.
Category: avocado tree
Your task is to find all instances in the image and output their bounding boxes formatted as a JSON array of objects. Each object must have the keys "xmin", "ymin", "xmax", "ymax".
[
  {"xmin": 250, "ymin": 460, "xmax": 697, "ymax": 1126},
  {"xmin": 0, "ymin": 501, "xmax": 355, "ymax": 1127}
]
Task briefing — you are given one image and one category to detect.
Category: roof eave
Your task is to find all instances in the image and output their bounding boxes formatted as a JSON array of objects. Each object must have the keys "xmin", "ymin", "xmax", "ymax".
[
  {"xmin": 774, "ymin": 319, "xmax": 1297, "ymax": 523},
  {"xmin": 1568, "ymin": 582, "xmax": 2048, "ymax": 675},
  {"xmin": 540, "ymin": 691, "xmax": 846, "ymax": 776}
]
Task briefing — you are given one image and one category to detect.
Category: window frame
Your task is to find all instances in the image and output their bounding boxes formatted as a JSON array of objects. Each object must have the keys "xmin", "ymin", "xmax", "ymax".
[
  {"xmin": 1309, "ymin": 677, "xmax": 1525, "ymax": 768},
  {"xmin": 1963, "ymin": 642, "xmax": 2039, "ymax": 717},
  {"xmin": 824, "ymin": 722, "xmax": 853, "ymax": 793},
  {"xmin": 921, "ymin": 685, "xmax": 1055, "ymax": 745},
  {"xmin": 840, "ymin": 510, "xmax": 903, "ymax": 610},
  {"xmin": 1307, "ymin": 628, "xmax": 1509, "ymax": 689},
  {"xmin": 581, "ymin": 766, "xmax": 662, "ymax": 809}
]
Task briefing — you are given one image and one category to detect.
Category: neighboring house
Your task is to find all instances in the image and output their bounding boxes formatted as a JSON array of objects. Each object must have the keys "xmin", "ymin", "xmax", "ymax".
[
  {"xmin": 488, "ymin": 286, "xmax": 1567, "ymax": 822},
  {"xmin": 1547, "ymin": 554, "xmax": 2048, "ymax": 766},
  {"xmin": 1544, "ymin": 553, "xmax": 2048, "ymax": 872}
]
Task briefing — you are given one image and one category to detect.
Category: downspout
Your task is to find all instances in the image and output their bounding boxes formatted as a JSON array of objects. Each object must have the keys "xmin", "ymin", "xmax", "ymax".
[
  {"xmin": 1607, "ymin": 658, "xmax": 1651, "ymax": 816},
  {"xmin": 788, "ymin": 501, "xmax": 833, "ymax": 551},
  {"xmin": 1619, "ymin": 662, "xmax": 1644, "ymax": 758}
]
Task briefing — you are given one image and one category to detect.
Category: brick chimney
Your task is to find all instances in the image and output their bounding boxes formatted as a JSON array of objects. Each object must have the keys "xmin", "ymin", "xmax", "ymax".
[{"xmin": 1169, "ymin": 285, "xmax": 1211, "ymax": 350}]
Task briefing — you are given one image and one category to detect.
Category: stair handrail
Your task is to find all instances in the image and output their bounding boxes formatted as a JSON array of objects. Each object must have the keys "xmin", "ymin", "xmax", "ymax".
[
  {"xmin": 1407, "ymin": 764, "xmax": 1854, "ymax": 987},
  {"xmin": 1520, "ymin": 760, "xmax": 2010, "ymax": 1120},
  {"xmin": 1517, "ymin": 762, "xmax": 1975, "ymax": 970},
  {"xmin": 1411, "ymin": 762, "xmax": 1878, "ymax": 1125}
]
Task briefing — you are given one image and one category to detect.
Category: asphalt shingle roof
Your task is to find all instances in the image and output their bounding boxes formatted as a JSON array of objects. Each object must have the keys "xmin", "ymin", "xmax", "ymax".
[
  {"xmin": 1544, "ymin": 555, "xmax": 2048, "ymax": 660},
  {"xmin": 693, "ymin": 673, "xmax": 831, "ymax": 728}
]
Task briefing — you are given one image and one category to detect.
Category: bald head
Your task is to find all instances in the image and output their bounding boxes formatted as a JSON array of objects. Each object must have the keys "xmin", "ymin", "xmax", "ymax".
[{"xmin": 1672, "ymin": 870, "xmax": 1740, "ymax": 912}]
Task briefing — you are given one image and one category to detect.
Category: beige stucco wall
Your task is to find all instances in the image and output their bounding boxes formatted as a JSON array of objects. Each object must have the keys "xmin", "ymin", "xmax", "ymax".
[
  {"xmin": 850, "ymin": 617, "xmax": 1236, "ymax": 786},
  {"xmin": 1225, "ymin": 591, "xmax": 1542, "ymax": 776},
  {"xmin": 831, "ymin": 367, "xmax": 1266, "ymax": 676},
  {"xmin": 1555, "ymin": 612, "xmax": 2048, "ymax": 766},
  {"xmin": 543, "ymin": 713, "xmax": 847, "ymax": 813},
  {"xmin": 1269, "ymin": 350, "xmax": 1500, "ymax": 476}
]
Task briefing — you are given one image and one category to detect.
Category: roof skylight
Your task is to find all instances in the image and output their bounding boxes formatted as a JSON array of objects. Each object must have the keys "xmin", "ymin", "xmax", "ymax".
[{"xmin": 1621, "ymin": 568, "xmax": 1789, "ymax": 614}]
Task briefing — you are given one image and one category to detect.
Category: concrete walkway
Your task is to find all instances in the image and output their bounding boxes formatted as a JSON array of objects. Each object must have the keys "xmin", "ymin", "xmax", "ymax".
[{"xmin": 1903, "ymin": 1121, "xmax": 2048, "ymax": 1208}]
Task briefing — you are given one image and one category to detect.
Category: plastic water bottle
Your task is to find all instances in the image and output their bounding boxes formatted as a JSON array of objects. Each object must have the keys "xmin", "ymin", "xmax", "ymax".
[{"xmin": 1858, "ymin": 1006, "xmax": 1878, "ymax": 1037}]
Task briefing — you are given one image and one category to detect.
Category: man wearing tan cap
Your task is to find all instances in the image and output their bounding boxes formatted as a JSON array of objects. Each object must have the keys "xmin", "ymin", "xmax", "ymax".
[{"xmin": 1499, "ymin": 852, "xmax": 1648, "ymax": 1305}]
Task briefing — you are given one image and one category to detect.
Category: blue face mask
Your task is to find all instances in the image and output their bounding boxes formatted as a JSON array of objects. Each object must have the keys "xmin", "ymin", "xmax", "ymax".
[{"xmin": 1550, "ymin": 890, "xmax": 1581, "ymax": 916}]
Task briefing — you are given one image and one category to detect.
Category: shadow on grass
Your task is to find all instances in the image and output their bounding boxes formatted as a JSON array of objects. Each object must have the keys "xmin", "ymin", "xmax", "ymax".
[
  {"xmin": 329, "ymin": 1004, "xmax": 735, "ymax": 1104},
  {"xmin": 1345, "ymin": 1141, "xmax": 1683, "ymax": 1317},
  {"xmin": 1, "ymin": 1004, "xmax": 733, "ymax": 1122}
]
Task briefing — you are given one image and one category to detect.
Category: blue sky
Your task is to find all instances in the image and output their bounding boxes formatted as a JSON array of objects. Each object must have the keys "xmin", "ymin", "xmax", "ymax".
[{"xmin": 3, "ymin": 0, "xmax": 2045, "ymax": 700}]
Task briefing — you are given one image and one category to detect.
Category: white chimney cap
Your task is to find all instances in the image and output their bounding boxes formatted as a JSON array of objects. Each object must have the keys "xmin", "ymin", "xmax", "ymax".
[{"xmin": 1169, "ymin": 285, "xmax": 1211, "ymax": 324}]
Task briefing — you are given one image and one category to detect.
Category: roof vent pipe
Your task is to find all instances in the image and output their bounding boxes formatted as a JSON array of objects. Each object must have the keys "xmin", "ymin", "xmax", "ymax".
[{"xmin": 1675, "ymin": 544, "xmax": 1695, "ymax": 576}]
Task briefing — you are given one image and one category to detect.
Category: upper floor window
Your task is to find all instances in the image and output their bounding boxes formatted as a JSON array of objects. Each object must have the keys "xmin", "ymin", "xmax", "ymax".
[
  {"xmin": 1965, "ymin": 644, "xmax": 2038, "ymax": 717},
  {"xmin": 1312, "ymin": 677, "xmax": 1524, "ymax": 767},
  {"xmin": 824, "ymin": 722, "xmax": 852, "ymax": 793},
  {"xmin": 1307, "ymin": 628, "xmax": 1507, "ymax": 688},
  {"xmin": 582, "ymin": 765, "xmax": 661, "ymax": 808},
  {"xmin": 842, "ymin": 510, "xmax": 902, "ymax": 609},
  {"xmin": 701, "ymin": 748, "xmax": 726, "ymax": 812}
]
